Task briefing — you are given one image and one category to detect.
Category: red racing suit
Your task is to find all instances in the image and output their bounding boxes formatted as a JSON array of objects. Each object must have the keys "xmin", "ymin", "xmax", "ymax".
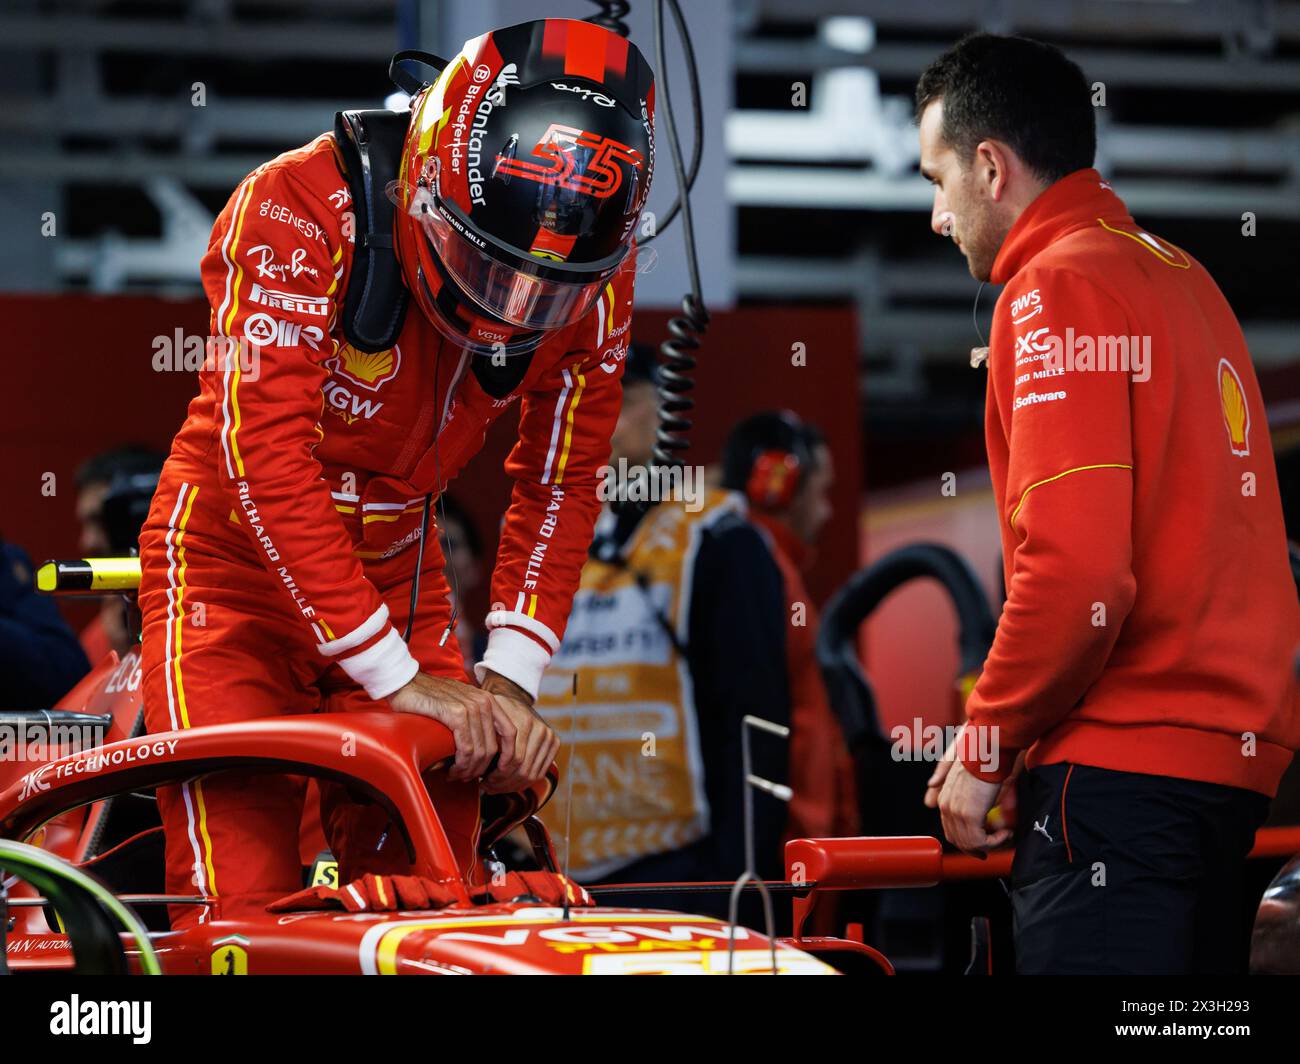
[{"xmin": 138, "ymin": 133, "xmax": 634, "ymax": 925}]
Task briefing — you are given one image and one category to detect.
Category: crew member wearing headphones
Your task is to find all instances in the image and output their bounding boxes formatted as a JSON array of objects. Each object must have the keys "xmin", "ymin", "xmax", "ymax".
[{"xmin": 721, "ymin": 412, "xmax": 857, "ymax": 846}]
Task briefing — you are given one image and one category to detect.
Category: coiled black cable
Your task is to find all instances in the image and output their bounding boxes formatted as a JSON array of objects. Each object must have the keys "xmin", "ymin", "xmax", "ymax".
[
  {"xmin": 584, "ymin": 0, "xmax": 631, "ymax": 37},
  {"xmin": 654, "ymin": 296, "xmax": 706, "ymax": 466},
  {"xmin": 650, "ymin": 0, "xmax": 707, "ymax": 467}
]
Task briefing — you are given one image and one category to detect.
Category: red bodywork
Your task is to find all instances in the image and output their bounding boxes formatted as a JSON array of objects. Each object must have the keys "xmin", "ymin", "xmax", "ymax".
[
  {"xmin": 0, "ymin": 654, "xmax": 844, "ymax": 975},
  {"xmin": 9, "ymin": 650, "xmax": 1294, "ymax": 974}
]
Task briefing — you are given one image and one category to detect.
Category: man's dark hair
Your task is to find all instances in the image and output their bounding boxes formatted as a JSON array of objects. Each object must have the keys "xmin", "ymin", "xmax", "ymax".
[
  {"xmin": 75, "ymin": 444, "xmax": 166, "ymax": 489},
  {"xmin": 915, "ymin": 33, "xmax": 1096, "ymax": 184},
  {"xmin": 721, "ymin": 411, "xmax": 825, "ymax": 495}
]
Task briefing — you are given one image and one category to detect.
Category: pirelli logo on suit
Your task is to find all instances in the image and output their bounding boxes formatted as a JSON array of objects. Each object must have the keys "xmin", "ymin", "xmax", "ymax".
[{"xmin": 248, "ymin": 283, "xmax": 330, "ymax": 317}]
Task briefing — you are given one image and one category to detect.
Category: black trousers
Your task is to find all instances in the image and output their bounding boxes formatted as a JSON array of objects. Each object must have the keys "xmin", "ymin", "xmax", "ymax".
[{"xmin": 1011, "ymin": 762, "xmax": 1270, "ymax": 974}]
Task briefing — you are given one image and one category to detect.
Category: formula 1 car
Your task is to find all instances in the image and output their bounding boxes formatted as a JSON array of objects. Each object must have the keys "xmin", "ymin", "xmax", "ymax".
[
  {"xmin": 0, "ymin": 706, "xmax": 856, "ymax": 975},
  {"xmin": 7, "ymin": 558, "xmax": 1296, "ymax": 975},
  {"xmin": 0, "ymin": 559, "xmax": 907, "ymax": 976}
]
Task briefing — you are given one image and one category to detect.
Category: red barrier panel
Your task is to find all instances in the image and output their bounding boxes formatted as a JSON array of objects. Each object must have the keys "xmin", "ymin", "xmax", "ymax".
[
  {"xmin": 786, "ymin": 836, "xmax": 943, "ymax": 890},
  {"xmin": 788, "ymin": 826, "xmax": 1300, "ymax": 888}
]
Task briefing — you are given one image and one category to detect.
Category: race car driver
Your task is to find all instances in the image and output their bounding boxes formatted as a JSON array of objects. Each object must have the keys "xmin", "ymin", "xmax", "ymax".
[{"xmin": 137, "ymin": 18, "xmax": 656, "ymax": 926}]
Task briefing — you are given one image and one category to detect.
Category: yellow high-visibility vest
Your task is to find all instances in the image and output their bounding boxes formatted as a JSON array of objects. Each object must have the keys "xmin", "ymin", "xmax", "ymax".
[{"xmin": 537, "ymin": 490, "xmax": 745, "ymax": 879}]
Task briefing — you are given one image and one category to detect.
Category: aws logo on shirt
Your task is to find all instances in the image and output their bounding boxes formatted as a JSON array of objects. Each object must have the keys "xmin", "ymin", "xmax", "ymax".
[{"xmin": 1010, "ymin": 288, "xmax": 1043, "ymax": 325}]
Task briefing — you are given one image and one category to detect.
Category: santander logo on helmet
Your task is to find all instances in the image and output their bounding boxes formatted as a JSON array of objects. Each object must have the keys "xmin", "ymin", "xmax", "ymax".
[{"xmin": 391, "ymin": 18, "xmax": 656, "ymax": 359}]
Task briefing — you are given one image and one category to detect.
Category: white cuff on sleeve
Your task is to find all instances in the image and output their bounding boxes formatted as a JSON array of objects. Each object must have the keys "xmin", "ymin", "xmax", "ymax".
[
  {"xmin": 317, "ymin": 603, "xmax": 389, "ymax": 657},
  {"xmin": 338, "ymin": 626, "xmax": 420, "ymax": 700},
  {"xmin": 473, "ymin": 627, "xmax": 553, "ymax": 702},
  {"xmin": 482, "ymin": 609, "xmax": 560, "ymax": 653}
]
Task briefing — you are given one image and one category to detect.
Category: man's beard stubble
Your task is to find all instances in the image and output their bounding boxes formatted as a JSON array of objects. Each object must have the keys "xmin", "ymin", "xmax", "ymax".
[{"xmin": 959, "ymin": 205, "xmax": 1010, "ymax": 283}]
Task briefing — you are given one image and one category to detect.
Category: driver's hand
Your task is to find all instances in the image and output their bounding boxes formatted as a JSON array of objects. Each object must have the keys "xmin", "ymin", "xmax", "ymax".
[
  {"xmin": 480, "ymin": 669, "xmax": 560, "ymax": 795},
  {"xmin": 388, "ymin": 673, "xmax": 499, "ymax": 782}
]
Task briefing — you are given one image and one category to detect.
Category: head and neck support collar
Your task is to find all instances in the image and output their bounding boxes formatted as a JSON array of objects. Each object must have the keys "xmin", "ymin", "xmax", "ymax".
[{"xmin": 333, "ymin": 107, "xmax": 413, "ymax": 354}]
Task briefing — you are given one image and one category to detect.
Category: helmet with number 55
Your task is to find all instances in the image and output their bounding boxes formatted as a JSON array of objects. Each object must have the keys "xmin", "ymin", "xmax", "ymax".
[{"xmin": 393, "ymin": 18, "xmax": 656, "ymax": 359}]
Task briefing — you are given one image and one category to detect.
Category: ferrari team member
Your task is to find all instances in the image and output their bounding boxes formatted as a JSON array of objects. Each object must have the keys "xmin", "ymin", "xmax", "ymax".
[
  {"xmin": 917, "ymin": 34, "xmax": 1300, "ymax": 973},
  {"xmin": 74, "ymin": 445, "xmax": 165, "ymax": 662},
  {"xmin": 719, "ymin": 411, "xmax": 856, "ymax": 843},
  {"xmin": 535, "ymin": 346, "xmax": 791, "ymax": 917},
  {"xmin": 138, "ymin": 19, "xmax": 656, "ymax": 925}
]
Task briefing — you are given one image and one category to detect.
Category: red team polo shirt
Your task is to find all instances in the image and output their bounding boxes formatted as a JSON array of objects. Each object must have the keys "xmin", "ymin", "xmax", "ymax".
[{"xmin": 962, "ymin": 168, "xmax": 1299, "ymax": 796}]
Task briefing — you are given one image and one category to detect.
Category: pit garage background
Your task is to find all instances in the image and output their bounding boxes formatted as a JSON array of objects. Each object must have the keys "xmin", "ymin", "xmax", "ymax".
[{"xmin": 2, "ymin": 0, "xmax": 1299, "ymax": 971}]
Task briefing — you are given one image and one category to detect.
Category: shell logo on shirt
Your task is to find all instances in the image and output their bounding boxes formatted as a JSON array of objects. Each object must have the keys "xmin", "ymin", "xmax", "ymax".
[
  {"xmin": 1218, "ymin": 358, "xmax": 1250, "ymax": 457},
  {"xmin": 329, "ymin": 343, "xmax": 402, "ymax": 391}
]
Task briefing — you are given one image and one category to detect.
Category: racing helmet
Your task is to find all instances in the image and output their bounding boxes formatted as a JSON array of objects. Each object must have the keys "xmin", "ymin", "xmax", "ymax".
[{"xmin": 393, "ymin": 19, "xmax": 656, "ymax": 358}]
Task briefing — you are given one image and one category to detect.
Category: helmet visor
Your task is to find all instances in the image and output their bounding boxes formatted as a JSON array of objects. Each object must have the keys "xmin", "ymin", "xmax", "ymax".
[{"xmin": 411, "ymin": 186, "xmax": 627, "ymax": 333}]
